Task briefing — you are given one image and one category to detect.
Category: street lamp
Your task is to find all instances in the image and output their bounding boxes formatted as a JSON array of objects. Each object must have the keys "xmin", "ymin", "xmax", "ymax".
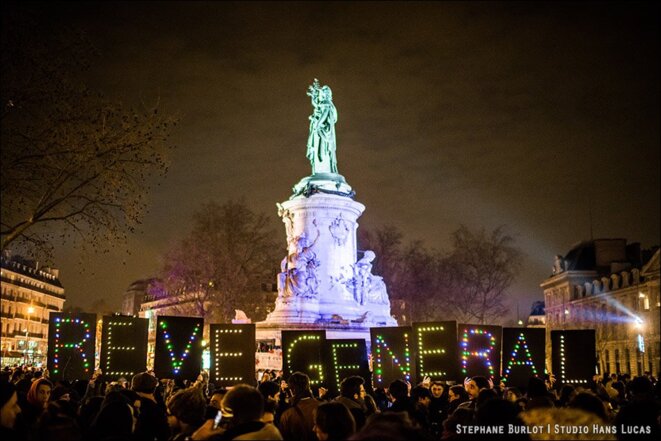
[{"xmin": 25, "ymin": 305, "xmax": 35, "ymax": 365}]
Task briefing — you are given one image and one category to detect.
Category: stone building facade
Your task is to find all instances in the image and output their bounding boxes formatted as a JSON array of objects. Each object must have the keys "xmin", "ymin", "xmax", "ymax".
[
  {"xmin": 541, "ymin": 239, "xmax": 660, "ymax": 377},
  {"xmin": 1, "ymin": 254, "xmax": 65, "ymax": 366}
]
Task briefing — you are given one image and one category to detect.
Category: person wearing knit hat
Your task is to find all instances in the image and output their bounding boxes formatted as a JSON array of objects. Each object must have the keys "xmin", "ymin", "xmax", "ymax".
[{"xmin": 0, "ymin": 381, "xmax": 22, "ymax": 441}]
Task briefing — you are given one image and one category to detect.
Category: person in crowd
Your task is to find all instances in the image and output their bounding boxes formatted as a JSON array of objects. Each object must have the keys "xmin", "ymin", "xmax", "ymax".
[
  {"xmin": 350, "ymin": 411, "xmax": 433, "ymax": 441},
  {"xmin": 77, "ymin": 395, "xmax": 104, "ymax": 438},
  {"xmin": 203, "ymin": 383, "xmax": 283, "ymax": 440},
  {"xmin": 131, "ymin": 371, "xmax": 170, "ymax": 441},
  {"xmin": 409, "ymin": 385, "xmax": 432, "ymax": 430},
  {"xmin": 475, "ymin": 399, "xmax": 529, "ymax": 440},
  {"xmin": 167, "ymin": 386, "xmax": 207, "ymax": 441},
  {"xmin": 278, "ymin": 372, "xmax": 319, "ymax": 441},
  {"xmin": 567, "ymin": 391, "xmax": 609, "ymax": 422},
  {"xmin": 475, "ymin": 388, "xmax": 499, "ymax": 410},
  {"xmin": 384, "ymin": 379, "xmax": 416, "ymax": 424},
  {"xmin": 447, "ymin": 385, "xmax": 469, "ymax": 415},
  {"xmin": 36, "ymin": 402, "xmax": 84, "ymax": 441},
  {"xmin": 313, "ymin": 401, "xmax": 356, "ymax": 441},
  {"xmin": 427, "ymin": 382, "xmax": 448, "ymax": 437},
  {"xmin": 556, "ymin": 384, "xmax": 576, "ymax": 407},
  {"xmin": 89, "ymin": 399, "xmax": 135, "ymax": 441},
  {"xmin": 1, "ymin": 381, "xmax": 22, "ymax": 441},
  {"xmin": 335, "ymin": 376, "xmax": 367, "ymax": 430},
  {"xmin": 608, "ymin": 381, "xmax": 627, "ymax": 409},
  {"xmin": 457, "ymin": 376, "xmax": 490, "ymax": 411},
  {"xmin": 521, "ymin": 407, "xmax": 616, "ymax": 440},
  {"xmin": 258, "ymin": 381, "xmax": 281, "ymax": 424},
  {"xmin": 525, "ymin": 376, "xmax": 555, "ymax": 410},
  {"xmin": 360, "ymin": 388, "xmax": 378, "ymax": 419},
  {"xmin": 614, "ymin": 376, "xmax": 660, "ymax": 441},
  {"xmin": 372, "ymin": 388, "xmax": 390, "ymax": 412},
  {"xmin": 19, "ymin": 377, "xmax": 53, "ymax": 436},
  {"xmin": 210, "ymin": 389, "xmax": 228, "ymax": 411}
]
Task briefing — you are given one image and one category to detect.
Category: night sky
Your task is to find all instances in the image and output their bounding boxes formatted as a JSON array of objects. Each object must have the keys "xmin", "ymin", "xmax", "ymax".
[{"xmin": 15, "ymin": 2, "xmax": 659, "ymax": 319}]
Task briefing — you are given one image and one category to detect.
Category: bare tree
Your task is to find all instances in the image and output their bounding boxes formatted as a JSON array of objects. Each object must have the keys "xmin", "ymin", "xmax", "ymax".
[
  {"xmin": 153, "ymin": 201, "xmax": 281, "ymax": 323},
  {"xmin": 443, "ymin": 226, "xmax": 523, "ymax": 324},
  {"xmin": 1, "ymin": 10, "xmax": 175, "ymax": 256},
  {"xmin": 359, "ymin": 224, "xmax": 522, "ymax": 325},
  {"xmin": 358, "ymin": 226, "xmax": 444, "ymax": 323}
]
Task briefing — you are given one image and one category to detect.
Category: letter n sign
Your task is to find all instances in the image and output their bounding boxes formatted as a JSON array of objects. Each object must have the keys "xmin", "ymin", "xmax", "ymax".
[{"xmin": 370, "ymin": 326, "xmax": 414, "ymax": 387}]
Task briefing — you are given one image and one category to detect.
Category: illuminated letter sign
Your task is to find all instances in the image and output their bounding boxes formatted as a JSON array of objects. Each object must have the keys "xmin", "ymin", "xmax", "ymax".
[
  {"xmin": 413, "ymin": 321, "xmax": 458, "ymax": 382},
  {"xmin": 154, "ymin": 316, "xmax": 203, "ymax": 380},
  {"xmin": 100, "ymin": 316, "xmax": 149, "ymax": 380},
  {"xmin": 458, "ymin": 324, "xmax": 502, "ymax": 380},
  {"xmin": 501, "ymin": 327, "xmax": 545, "ymax": 388},
  {"xmin": 209, "ymin": 324, "xmax": 256, "ymax": 386},
  {"xmin": 281, "ymin": 330, "xmax": 326, "ymax": 385},
  {"xmin": 47, "ymin": 312, "xmax": 97, "ymax": 381},
  {"xmin": 327, "ymin": 339, "xmax": 371, "ymax": 393},
  {"xmin": 370, "ymin": 327, "xmax": 413, "ymax": 387},
  {"xmin": 551, "ymin": 330, "xmax": 596, "ymax": 385}
]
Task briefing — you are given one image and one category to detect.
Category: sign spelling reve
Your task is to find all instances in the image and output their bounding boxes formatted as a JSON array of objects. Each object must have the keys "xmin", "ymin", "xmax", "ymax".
[
  {"xmin": 99, "ymin": 316, "xmax": 149, "ymax": 380},
  {"xmin": 154, "ymin": 316, "xmax": 203, "ymax": 380},
  {"xmin": 47, "ymin": 312, "xmax": 97, "ymax": 381},
  {"xmin": 209, "ymin": 324, "xmax": 256, "ymax": 387}
]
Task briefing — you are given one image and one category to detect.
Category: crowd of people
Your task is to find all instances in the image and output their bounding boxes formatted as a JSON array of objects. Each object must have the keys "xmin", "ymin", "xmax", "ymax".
[{"xmin": 1, "ymin": 365, "xmax": 660, "ymax": 440}]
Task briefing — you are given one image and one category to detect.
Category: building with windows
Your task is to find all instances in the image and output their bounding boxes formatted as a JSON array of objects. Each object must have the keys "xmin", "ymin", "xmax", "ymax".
[
  {"xmin": 121, "ymin": 278, "xmax": 158, "ymax": 316},
  {"xmin": 541, "ymin": 239, "xmax": 660, "ymax": 376},
  {"xmin": 1, "ymin": 254, "xmax": 65, "ymax": 366}
]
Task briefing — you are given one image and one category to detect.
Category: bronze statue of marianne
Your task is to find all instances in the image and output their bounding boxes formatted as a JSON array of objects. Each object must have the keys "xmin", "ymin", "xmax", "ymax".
[{"xmin": 306, "ymin": 79, "xmax": 338, "ymax": 174}]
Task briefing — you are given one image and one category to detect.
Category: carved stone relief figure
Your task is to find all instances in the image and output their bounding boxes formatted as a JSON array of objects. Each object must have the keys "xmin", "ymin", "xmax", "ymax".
[
  {"xmin": 277, "ymin": 203, "xmax": 295, "ymax": 244},
  {"xmin": 277, "ymin": 222, "xmax": 321, "ymax": 300},
  {"xmin": 329, "ymin": 213, "xmax": 350, "ymax": 246}
]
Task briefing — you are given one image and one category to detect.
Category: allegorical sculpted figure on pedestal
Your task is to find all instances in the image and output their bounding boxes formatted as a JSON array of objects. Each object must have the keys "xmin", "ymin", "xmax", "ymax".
[
  {"xmin": 306, "ymin": 78, "xmax": 338, "ymax": 174},
  {"xmin": 277, "ymin": 222, "xmax": 321, "ymax": 300}
]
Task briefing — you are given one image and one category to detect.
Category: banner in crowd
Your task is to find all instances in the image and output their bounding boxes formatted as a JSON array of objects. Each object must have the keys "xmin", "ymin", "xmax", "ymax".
[
  {"xmin": 209, "ymin": 323, "xmax": 256, "ymax": 387},
  {"xmin": 99, "ymin": 316, "xmax": 149, "ymax": 380},
  {"xmin": 153, "ymin": 315, "xmax": 203, "ymax": 381},
  {"xmin": 413, "ymin": 321, "xmax": 459, "ymax": 383},
  {"xmin": 551, "ymin": 329, "xmax": 596, "ymax": 385},
  {"xmin": 458, "ymin": 323, "xmax": 502, "ymax": 381},
  {"xmin": 41, "ymin": 312, "xmax": 598, "ymax": 386},
  {"xmin": 501, "ymin": 327, "xmax": 546, "ymax": 389},
  {"xmin": 47, "ymin": 312, "xmax": 97, "ymax": 382},
  {"xmin": 281, "ymin": 330, "xmax": 327, "ymax": 386}
]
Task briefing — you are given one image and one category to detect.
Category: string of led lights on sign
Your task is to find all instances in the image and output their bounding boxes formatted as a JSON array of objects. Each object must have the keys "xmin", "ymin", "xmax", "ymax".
[
  {"xmin": 461, "ymin": 328, "xmax": 496, "ymax": 379},
  {"xmin": 373, "ymin": 332, "xmax": 411, "ymax": 385},
  {"xmin": 52, "ymin": 317, "xmax": 92, "ymax": 376},
  {"xmin": 159, "ymin": 320, "xmax": 201, "ymax": 375},
  {"xmin": 502, "ymin": 332, "xmax": 538, "ymax": 383}
]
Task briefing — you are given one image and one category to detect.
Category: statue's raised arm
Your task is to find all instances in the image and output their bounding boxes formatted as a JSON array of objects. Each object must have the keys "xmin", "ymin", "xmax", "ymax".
[{"xmin": 306, "ymin": 79, "xmax": 338, "ymax": 175}]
